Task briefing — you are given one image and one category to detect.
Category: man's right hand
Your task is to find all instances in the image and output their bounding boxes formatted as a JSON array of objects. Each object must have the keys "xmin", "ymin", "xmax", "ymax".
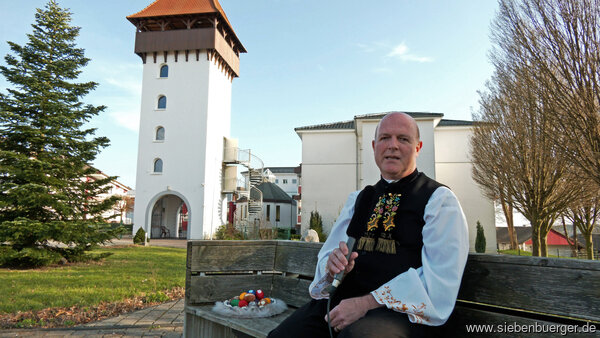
[{"xmin": 326, "ymin": 241, "xmax": 359, "ymax": 282}]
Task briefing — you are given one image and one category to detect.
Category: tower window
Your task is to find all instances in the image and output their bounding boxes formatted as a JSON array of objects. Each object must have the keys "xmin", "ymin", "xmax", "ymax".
[
  {"xmin": 157, "ymin": 95, "xmax": 167, "ymax": 109},
  {"xmin": 153, "ymin": 158, "xmax": 163, "ymax": 173},
  {"xmin": 156, "ymin": 127, "xmax": 165, "ymax": 141},
  {"xmin": 160, "ymin": 65, "xmax": 168, "ymax": 78}
]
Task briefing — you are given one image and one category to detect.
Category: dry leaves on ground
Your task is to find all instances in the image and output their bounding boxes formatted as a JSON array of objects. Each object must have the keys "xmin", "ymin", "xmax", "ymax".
[{"xmin": 0, "ymin": 287, "xmax": 184, "ymax": 329}]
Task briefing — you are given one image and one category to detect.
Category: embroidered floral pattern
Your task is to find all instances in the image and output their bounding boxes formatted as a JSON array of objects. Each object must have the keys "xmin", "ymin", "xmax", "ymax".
[
  {"xmin": 366, "ymin": 195, "xmax": 386, "ymax": 231},
  {"xmin": 373, "ymin": 286, "xmax": 429, "ymax": 324},
  {"xmin": 359, "ymin": 193, "xmax": 402, "ymax": 253}
]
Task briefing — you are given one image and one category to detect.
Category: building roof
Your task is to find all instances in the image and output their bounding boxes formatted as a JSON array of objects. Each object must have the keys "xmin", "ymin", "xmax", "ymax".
[
  {"xmin": 265, "ymin": 166, "xmax": 299, "ymax": 174},
  {"xmin": 295, "ymin": 112, "xmax": 452, "ymax": 132},
  {"xmin": 496, "ymin": 226, "xmax": 533, "ymax": 244},
  {"xmin": 354, "ymin": 111, "xmax": 444, "ymax": 120},
  {"xmin": 256, "ymin": 182, "xmax": 293, "ymax": 203},
  {"xmin": 295, "ymin": 120, "xmax": 355, "ymax": 132},
  {"xmin": 128, "ymin": 0, "xmax": 231, "ymax": 25},
  {"xmin": 437, "ymin": 119, "xmax": 474, "ymax": 127},
  {"xmin": 524, "ymin": 229, "xmax": 581, "ymax": 246},
  {"xmin": 127, "ymin": 0, "xmax": 246, "ymax": 53}
]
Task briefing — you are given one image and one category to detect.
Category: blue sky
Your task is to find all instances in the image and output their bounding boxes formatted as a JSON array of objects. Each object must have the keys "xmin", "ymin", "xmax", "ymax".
[{"xmin": 0, "ymin": 0, "xmax": 498, "ymax": 188}]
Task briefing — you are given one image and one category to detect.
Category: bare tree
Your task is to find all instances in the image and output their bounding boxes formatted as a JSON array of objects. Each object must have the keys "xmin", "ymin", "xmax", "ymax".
[
  {"xmin": 472, "ymin": 64, "xmax": 580, "ymax": 256},
  {"xmin": 563, "ymin": 182, "xmax": 600, "ymax": 260},
  {"xmin": 493, "ymin": 0, "xmax": 600, "ymax": 187}
]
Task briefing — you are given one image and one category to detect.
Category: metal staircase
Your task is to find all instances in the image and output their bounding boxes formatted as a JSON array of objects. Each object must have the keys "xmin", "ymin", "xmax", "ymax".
[{"xmin": 223, "ymin": 146, "xmax": 266, "ymax": 237}]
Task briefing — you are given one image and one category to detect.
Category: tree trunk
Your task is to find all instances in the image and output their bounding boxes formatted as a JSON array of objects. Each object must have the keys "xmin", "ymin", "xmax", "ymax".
[
  {"xmin": 501, "ymin": 199, "xmax": 518, "ymax": 250},
  {"xmin": 562, "ymin": 216, "xmax": 577, "ymax": 257},
  {"xmin": 531, "ymin": 226, "xmax": 541, "ymax": 256},
  {"xmin": 584, "ymin": 231, "xmax": 594, "ymax": 260}
]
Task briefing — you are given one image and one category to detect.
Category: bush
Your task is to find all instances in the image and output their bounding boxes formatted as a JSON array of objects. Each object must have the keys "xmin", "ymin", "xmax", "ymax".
[
  {"xmin": 0, "ymin": 246, "xmax": 62, "ymax": 268},
  {"xmin": 475, "ymin": 221, "xmax": 486, "ymax": 253},
  {"xmin": 214, "ymin": 224, "xmax": 244, "ymax": 240},
  {"xmin": 309, "ymin": 210, "xmax": 327, "ymax": 242},
  {"xmin": 133, "ymin": 227, "xmax": 148, "ymax": 245}
]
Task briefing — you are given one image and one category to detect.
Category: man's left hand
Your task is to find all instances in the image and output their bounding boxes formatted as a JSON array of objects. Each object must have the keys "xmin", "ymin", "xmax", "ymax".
[{"xmin": 324, "ymin": 294, "xmax": 382, "ymax": 331}]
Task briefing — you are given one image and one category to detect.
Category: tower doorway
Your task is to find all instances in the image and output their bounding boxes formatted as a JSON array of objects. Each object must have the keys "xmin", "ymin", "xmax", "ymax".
[{"xmin": 150, "ymin": 194, "xmax": 189, "ymax": 239}]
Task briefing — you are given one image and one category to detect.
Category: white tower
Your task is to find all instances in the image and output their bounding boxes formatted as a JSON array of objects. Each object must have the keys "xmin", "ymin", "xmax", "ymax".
[{"xmin": 128, "ymin": 0, "xmax": 245, "ymax": 239}]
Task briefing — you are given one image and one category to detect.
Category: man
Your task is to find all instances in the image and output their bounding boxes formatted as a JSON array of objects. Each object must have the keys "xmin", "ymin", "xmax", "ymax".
[{"xmin": 269, "ymin": 112, "xmax": 469, "ymax": 337}]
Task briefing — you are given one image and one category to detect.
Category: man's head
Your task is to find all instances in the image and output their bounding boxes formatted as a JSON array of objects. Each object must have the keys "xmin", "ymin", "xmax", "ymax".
[{"xmin": 372, "ymin": 112, "xmax": 422, "ymax": 180}]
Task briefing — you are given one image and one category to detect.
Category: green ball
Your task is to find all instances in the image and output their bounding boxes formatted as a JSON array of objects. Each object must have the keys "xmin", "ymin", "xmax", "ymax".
[{"xmin": 230, "ymin": 299, "xmax": 239, "ymax": 307}]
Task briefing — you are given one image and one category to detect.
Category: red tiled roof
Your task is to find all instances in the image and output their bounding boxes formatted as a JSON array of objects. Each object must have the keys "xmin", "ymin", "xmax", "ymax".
[
  {"xmin": 524, "ymin": 229, "xmax": 574, "ymax": 246},
  {"xmin": 127, "ymin": 0, "xmax": 232, "ymax": 27}
]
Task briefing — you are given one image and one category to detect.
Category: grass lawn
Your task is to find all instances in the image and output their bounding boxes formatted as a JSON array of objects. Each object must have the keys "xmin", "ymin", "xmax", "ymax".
[{"xmin": 0, "ymin": 245, "xmax": 186, "ymax": 315}]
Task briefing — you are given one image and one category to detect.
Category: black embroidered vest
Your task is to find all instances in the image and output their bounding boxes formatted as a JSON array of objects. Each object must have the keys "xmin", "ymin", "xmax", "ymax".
[{"xmin": 332, "ymin": 170, "xmax": 443, "ymax": 303}]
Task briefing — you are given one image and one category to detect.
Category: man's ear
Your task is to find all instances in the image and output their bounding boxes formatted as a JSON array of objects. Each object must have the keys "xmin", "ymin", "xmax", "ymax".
[
  {"xmin": 372, "ymin": 139, "xmax": 375, "ymax": 151},
  {"xmin": 416, "ymin": 141, "xmax": 423, "ymax": 154}
]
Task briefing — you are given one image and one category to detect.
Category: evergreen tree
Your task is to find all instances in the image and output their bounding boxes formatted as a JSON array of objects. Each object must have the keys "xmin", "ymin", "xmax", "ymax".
[
  {"xmin": 309, "ymin": 210, "xmax": 327, "ymax": 242},
  {"xmin": 0, "ymin": 1, "xmax": 122, "ymax": 267},
  {"xmin": 475, "ymin": 221, "xmax": 486, "ymax": 253}
]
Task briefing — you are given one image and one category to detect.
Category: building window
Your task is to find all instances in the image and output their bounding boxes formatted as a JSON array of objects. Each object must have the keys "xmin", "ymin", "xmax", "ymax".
[
  {"xmin": 157, "ymin": 95, "xmax": 167, "ymax": 109},
  {"xmin": 283, "ymin": 179, "xmax": 288, "ymax": 184},
  {"xmin": 275, "ymin": 179, "xmax": 279, "ymax": 183},
  {"xmin": 276, "ymin": 205, "xmax": 280, "ymax": 222},
  {"xmin": 292, "ymin": 179, "xmax": 297, "ymax": 184},
  {"xmin": 160, "ymin": 65, "xmax": 168, "ymax": 78},
  {"xmin": 266, "ymin": 205, "xmax": 271, "ymax": 222},
  {"xmin": 153, "ymin": 158, "xmax": 163, "ymax": 173},
  {"xmin": 156, "ymin": 126, "xmax": 165, "ymax": 141}
]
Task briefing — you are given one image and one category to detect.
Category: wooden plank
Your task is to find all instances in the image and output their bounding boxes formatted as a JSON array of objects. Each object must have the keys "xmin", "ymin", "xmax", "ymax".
[
  {"xmin": 446, "ymin": 306, "xmax": 597, "ymax": 337},
  {"xmin": 271, "ymin": 275, "xmax": 313, "ymax": 308},
  {"xmin": 189, "ymin": 240, "xmax": 277, "ymax": 272},
  {"xmin": 274, "ymin": 241, "xmax": 322, "ymax": 277},
  {"xmin": 188, "ymin": 275, "xmax": 274, "ymax": 305},
  {"xmin": 187, "ymin": 304, "xmax": 294, "ymax": 338},
  {"xmin": 459, "ymin": 254, "xmax": 600, "ymax": 321}
]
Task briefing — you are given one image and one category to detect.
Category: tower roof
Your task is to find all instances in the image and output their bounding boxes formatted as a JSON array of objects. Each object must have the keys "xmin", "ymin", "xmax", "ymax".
[
  {"xmin": 127, "ymin": 0, "xmax": 232, "ymax": 27},
  {"xmin": 127, "ymin": 0, "xmax": 246, "ymax": 53}
]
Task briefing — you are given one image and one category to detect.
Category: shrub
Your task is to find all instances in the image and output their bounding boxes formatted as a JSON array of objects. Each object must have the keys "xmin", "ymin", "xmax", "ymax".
[
  {"xmin": 475, "ymin": 221, "xmax": 486, "ymax": 253},
  {"xmin": 214, "ymin": 224, "xmax": 244, "ymax": 240},
  {"xmin": 133, "ymin": 227, "xmax": 148, "ymax": 245},
  {"xmin": 309, "ymin": 210, "xmax": 327, "ymax": 242}
]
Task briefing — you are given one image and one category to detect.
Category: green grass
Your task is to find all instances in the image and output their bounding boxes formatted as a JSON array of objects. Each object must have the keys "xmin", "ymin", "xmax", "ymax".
[
  {"xmin": 498, "ymin": 249, "xmax": 561, "ymax": 258},
  {"xmin": 0, "ymin": 246, "xmax": 186, "ymax": 314}
]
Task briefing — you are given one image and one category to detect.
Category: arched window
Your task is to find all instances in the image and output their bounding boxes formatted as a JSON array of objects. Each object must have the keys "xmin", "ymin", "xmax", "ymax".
[
  {"xmin": 153, "ymin": 158, "xmax": 163, "ymax": 173},
  {"xmin": 156, "ymin": 126, "xmax": 165, "ymax": 141},
  {"xmin": 160, "ymin": 65, "xmax": 168, "ymax": 78},
  {"xmin": 157, "ymin": 95, "xmax": 166, "ymax": 109}
]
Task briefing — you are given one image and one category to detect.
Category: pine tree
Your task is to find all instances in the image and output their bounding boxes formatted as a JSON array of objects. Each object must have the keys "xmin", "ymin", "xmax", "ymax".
[
  {"xmin": 0, "ymin": 1, "xmax": 122, "ymax": 267},
  {"xmin": 309, "ymin": 210, "xmax": 327, "ymax": 242},
  {"xmin": 475, "ymin": 221, "xmax": 486, "ymax": 253}
]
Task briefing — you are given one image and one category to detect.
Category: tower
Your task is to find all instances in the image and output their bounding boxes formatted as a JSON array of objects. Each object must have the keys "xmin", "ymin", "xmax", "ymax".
[{"xmin": 127, "ymin": 0, "xmax": 245, "ymax": 239}]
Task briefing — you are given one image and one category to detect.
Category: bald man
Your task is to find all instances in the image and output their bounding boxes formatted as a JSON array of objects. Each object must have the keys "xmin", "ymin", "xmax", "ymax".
[{"xmin": 269, "ymin": 113, "xmax": 469, "ymax": 337}]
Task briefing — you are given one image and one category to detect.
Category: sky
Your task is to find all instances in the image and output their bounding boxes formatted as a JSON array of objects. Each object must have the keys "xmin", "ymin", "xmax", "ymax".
[{"xmin": 0, "ymin": 0, "xmax": 499, "ymax": 189}]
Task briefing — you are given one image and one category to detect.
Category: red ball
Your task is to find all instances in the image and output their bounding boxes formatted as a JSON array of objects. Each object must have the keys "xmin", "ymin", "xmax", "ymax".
[
  {"xmin": 256, "ymin": 289, "xmax": 264, "ymax": 300},
  {"xmin": 238, "ymin": 300, "xmax": 248, "ymax": 307}
]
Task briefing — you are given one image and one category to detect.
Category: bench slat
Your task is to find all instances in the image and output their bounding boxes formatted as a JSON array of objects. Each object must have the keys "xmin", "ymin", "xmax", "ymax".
[
  {"xmin": 274, "ymin": 241, "xmax": 322, "ymax": 277},
  {"xmin": 188, "ymin": 240, "xmax": 277, "ymax": 272},
  {"xmin": 271, "ymin": 275, "xmax": 313, "ymax": 308},
  {"xmin": 188, "ymin": 275, "xmax": 274, "ymax": 304},
  {"xmin": 459, "ymin": 254, "xmax": 600, "ymax": 322}
]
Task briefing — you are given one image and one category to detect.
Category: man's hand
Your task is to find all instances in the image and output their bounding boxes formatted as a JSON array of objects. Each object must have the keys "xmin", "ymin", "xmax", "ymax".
[
  {"xmin": 324, "ymin": 294, "xmax": 382, "ymax": 331},
  {"xmin": 326, "ymin": 241, "xmax": 359, "ymax": 282}
]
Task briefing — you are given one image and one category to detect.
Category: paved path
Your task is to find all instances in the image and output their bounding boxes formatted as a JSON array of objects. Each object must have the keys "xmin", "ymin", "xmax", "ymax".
[{"xmin": 1, "ymin": 239, "xmax": 189, "ymax": 337}]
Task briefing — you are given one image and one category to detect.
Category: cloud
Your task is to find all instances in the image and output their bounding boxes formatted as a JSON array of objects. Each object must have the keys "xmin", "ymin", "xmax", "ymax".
[
  {"xmin": 109, "ymin": 109, "xmax": 139, "ymax": 132},
  {"xmin": 387, "ymin": 42, "xmax": 434, "ymax": 63}
]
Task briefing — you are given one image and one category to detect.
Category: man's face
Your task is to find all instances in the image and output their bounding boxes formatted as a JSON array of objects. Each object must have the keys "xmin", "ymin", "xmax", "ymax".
[{"xmin": 372, "ymin": 113, "xmax": 422, "ymax": 180}]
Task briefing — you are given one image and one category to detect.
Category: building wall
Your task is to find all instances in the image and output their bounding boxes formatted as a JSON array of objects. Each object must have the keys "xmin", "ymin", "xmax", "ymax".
[
  {"xmin": 434, "ymin": 126, "xmax": 496, "ymax": 253},
  {"xmin": 133, "ymin": 50, "xmax": 231, "ymax": 239},
  {"xmin": 300, "ymin": 131, "xmax": 357, "ymax": 234},
  {"xmin": 263, "ymin": 201, "xmax": 296, "ymax": 228}
]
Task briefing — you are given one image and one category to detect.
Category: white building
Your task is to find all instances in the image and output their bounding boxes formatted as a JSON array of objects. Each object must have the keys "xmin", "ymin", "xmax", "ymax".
[
  {"xmin": 266, "ymin": 166, "xmax": 301, "ymax": 198},
  {"xmin": 235, "ymin": 182, "xmax": 298, "ymax": 231},
  {"xmin": 87, "ymin": 170, "xmax": 133, "ymax": 224},
  {"xmin": 295, "ymin": 112, "xmax": 496, "ymax": 253},
  {"xmin": 128, "ymin": 0, "xmax": 246, "ymax": 239}
]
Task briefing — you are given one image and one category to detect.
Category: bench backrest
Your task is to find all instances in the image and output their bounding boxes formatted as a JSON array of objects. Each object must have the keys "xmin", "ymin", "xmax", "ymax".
[
  {"xmin": 186, "ymin": 240, "xmax": 321, "ymax": 308},
  {"xmin": 186, "ymin": 240, "xmax": 600, "ymax": 325}
]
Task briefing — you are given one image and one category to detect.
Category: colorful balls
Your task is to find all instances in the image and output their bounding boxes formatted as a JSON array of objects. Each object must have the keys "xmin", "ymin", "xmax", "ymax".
[
  {"xmin": 238, "ymin": 300, "xmax": 248, "ymax": 307},
  {"xmin": 230, "ymin": 299, "xmax": 239, "ymax": 307},
  {"xmin": 256, "ymin": 290, "xmax": 264, "ymax": 300},
  {"xmin": 244, "ymin": 293, "xmax": 256, "ymax": 302}
]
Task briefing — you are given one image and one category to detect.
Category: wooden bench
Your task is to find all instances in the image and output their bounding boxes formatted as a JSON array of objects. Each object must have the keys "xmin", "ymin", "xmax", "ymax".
[{"xmin": 184, "ymin": 240, "xmax": 600, "ymax": 337}]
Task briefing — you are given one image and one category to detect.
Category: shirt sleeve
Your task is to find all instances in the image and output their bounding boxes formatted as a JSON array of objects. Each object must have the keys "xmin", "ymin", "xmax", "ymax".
[
  {"xmin": 309, "ymin": 191, "xmax": 360, "ymax": 299},
  {"xmin": 370, "ymin": 187, "xmax": 469, "ymax": 326}
]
